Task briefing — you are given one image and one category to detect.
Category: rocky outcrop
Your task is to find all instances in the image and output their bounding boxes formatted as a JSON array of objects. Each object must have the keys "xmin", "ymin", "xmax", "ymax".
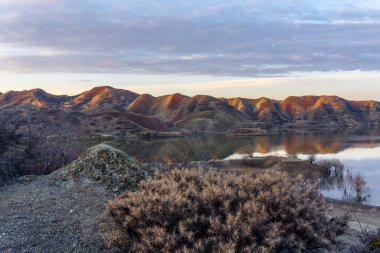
[
  {"xmin": 51, "ymin": 144, "xmax": 151, "ymax": 192},
  {"xmin": 0, "ymin": 145, "xmax": 157, "ymax": 252}
]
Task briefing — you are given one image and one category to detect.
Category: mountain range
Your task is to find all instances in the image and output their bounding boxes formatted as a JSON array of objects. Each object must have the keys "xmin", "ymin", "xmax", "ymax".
[{"xmin": 1, "ymin": 86, "xmax": 379, "ymax": 134}]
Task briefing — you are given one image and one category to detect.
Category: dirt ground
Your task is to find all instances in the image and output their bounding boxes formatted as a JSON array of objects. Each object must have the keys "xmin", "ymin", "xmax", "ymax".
[
  {"xmin": 327, "ymin": 199, "xmax": 380, "ymax": 231},
  {"xmin": 1, "ymin": 155, "xmax": 379, "ymax": 253},
  {"xmin": 0, "ymin": 176, "xmax": 116, "ymax": 253}
]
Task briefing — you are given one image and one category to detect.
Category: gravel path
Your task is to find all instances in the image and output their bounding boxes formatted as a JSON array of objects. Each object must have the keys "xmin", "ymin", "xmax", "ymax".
[{"xmin": 0, "ymin": 176, "xmax": 115, "ymax": 253}]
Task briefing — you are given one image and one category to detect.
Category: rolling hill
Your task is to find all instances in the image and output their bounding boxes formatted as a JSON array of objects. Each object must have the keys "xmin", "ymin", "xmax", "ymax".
[{"xmin": 0, "ymin": 86, "xmax": 379, "ymax": 134}]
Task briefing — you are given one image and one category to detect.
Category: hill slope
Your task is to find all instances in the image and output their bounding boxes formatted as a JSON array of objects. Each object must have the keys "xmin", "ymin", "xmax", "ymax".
[
  {"xmin": 64, "ymin": 86, "xmax": 139, "ymax": 113},
  {"xmin": 1, "ymin": 86, "xmax": 379, "ymax": 133}
]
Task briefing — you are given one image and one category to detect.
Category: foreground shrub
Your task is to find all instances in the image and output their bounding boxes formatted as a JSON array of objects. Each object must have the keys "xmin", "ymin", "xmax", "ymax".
[{"xmin": 104, "ymin": 169, "xmax": 348, "ymax": 253}]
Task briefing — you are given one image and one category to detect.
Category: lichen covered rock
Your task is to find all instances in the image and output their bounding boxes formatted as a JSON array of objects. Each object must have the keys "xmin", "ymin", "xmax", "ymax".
[{"xmin": 51, "ymin": 144, "xmax": 149, "ymax": 192}]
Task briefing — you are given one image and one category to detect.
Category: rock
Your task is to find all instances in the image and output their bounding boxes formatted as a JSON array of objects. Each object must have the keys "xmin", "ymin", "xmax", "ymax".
[
  {"xmin": 15, "ymin": 175, "xmax": 39, "ymax": 184},
  {"xmin": 50, "ymin": 144, "xmax": 150, "ymax": 192}
]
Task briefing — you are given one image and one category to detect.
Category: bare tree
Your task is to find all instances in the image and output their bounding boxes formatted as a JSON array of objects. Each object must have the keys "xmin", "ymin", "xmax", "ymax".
[{"xmin": 342, "ymin": 170, "xmax": 371, "ymax": 203}]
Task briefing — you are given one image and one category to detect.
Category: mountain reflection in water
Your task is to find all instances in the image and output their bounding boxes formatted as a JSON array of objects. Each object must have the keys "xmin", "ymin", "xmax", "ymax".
[{"xmin": 111, "ymin": 127, "xmax": 380, "ymax": 205}]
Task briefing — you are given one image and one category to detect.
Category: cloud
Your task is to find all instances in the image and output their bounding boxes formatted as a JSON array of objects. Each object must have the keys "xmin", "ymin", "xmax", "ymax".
[
  {"xmin": 69, "ymin": 79, "xmax": 93, "ymax": 83},
  {"xmin": 0, "ymin": 0, "xmax": 380, "ymax": 76}
]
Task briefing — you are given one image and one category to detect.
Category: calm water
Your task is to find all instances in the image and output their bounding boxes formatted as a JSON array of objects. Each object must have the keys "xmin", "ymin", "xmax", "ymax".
[{"xmin": 109, "ymin": 128, "xmax": 380, "ymax": 206}]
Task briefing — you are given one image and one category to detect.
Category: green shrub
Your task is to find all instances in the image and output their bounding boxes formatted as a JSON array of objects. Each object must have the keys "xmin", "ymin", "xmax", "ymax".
[{"xmin": 104, "ymin": 169, "xmax": 348, "ymax": 253}]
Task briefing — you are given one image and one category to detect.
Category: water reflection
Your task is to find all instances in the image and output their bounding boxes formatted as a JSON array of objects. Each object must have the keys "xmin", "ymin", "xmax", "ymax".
[
  {"xmin": 318, "ymin": 166, "xmax": 371, "ymax": 204},
  {"xmin": 109, "ymin": 127, "xmax": 380, "ymax": 205},
  {"xmin": 111, "ymin": 128, "xmax": 380, "ymax": 160}
]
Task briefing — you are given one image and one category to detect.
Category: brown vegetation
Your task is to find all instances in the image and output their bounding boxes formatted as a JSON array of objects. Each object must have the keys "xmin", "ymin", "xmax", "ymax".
[
  {"xmin": 343, "ymin": 171, "xmax": 371, "ymax": 203},
  {"xmin": 317, "ymin": 158, "xmax": 345, "ymax": 177},
  {"xmin": 315, "ymin": 158, "xmax": 371, "ymax": 203},
  {"xmin": 0, "ymin": 111, "xmax": 81, "ymax": 184},
  {"xmin": 104, "ymin": 169, "xmax": 348, "ymax": 253}
]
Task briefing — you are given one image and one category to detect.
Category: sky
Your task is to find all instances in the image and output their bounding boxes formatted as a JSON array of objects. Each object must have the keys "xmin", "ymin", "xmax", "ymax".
[{"xmin": 1, "ymin": 0, "xmax": 380, "ymax": 100}]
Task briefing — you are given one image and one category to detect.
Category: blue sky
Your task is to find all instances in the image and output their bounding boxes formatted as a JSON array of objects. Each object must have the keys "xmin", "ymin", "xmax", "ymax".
[{"xmin": 1, "ymin": 0, "xmax": 380, "ymax": 99}]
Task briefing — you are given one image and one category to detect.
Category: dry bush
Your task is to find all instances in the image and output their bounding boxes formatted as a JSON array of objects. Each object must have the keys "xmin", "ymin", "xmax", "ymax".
[
  {"xmin": 0, "ymin": 112, "xmax": 23, "ymax": 183},
  {"xmin": 104, "ymin": 169, "xmax": 348, "ymax": 253},
  {"xmin": 317, "ymin": 158, "xmax": 345, "ymax": 177},
  {"xmin": 343, "ymin": 170, "xmax": 371, "ymax": 203},
  {"xmin": 0, "ymin": 111, "xmax": 81, "ymax": 183}
]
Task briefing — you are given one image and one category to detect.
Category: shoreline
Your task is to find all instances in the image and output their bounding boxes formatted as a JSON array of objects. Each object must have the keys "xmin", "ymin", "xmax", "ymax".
[
  {"xmin": 326, "ymin": 197, "xmax": 380, "ymax": 232},
  {"xmin": 90, "ymin": 125, "xmax": 380, "ymax": 139},
  {"xmin": 325, "ymin": 196, "xmax": 380, "ymax": 211}
]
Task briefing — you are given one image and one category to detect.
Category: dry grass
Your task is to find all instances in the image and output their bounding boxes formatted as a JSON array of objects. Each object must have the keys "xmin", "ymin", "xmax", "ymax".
[{"xmin": 103, "ymin": 169, "xmax": 348, "ymax": 253}]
